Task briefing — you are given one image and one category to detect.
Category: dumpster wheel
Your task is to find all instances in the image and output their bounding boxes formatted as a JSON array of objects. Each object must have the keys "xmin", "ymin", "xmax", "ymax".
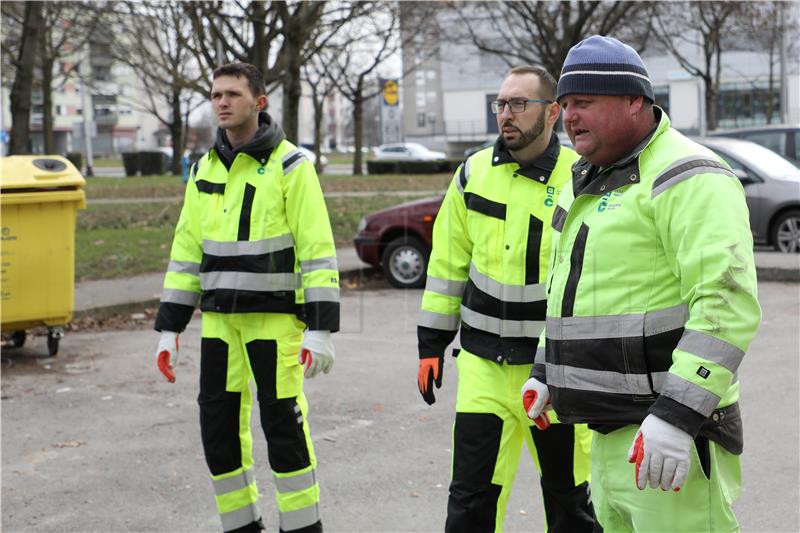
[
  {"xmin": 47, "ymin": 327, "xmax": 64, "ymax": 356},
  {"xmin": 9, "ymin": 330, "xmax": 26, "ymax": 348}
]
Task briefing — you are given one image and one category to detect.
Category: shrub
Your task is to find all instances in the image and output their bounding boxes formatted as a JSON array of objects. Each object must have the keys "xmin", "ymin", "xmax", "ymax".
[
  {"xmin": 65, "ymin": 152, "xmax": 83, "ymax": 171},
  {"xmin": 367, "ymin": 159, "xmax": 461, "ymax": 175},
  {"xmin": 138, "ymin": 151, "xmax": 165, "ymax": 176},
  {"xmin": 121, "ymin": 152, "xmax": 140, "ymax": 177}
]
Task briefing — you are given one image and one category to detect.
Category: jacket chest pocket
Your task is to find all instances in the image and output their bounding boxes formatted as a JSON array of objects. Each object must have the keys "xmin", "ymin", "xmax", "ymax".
[{"xmin": 465, "ymin": 201, "xmax": 506, "ymax": 267}]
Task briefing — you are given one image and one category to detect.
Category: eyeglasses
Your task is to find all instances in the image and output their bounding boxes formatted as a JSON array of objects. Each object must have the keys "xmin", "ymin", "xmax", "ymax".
[{"xmin": 490, "ymin": 98, "xmax": 552, "ymax": 114}]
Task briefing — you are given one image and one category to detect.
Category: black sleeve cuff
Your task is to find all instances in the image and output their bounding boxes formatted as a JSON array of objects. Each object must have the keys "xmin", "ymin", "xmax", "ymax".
[
  {"xmin": 649, "ymin": 394, "xmax": 707, "ymax": 438},
  {"xmin": 531, "ymin": 363, "xmax": 547, "ymax": 383},
  {"xmin": 154, "ymin": 302, "xmax": 195, "ymax": 333},
  {"xmin": 418, "ymin": 325, "xmax": 458, "ymax": 358},
  {"xmin": 299, "ymin": 302, "xmax": 340, "ymax": 332}
]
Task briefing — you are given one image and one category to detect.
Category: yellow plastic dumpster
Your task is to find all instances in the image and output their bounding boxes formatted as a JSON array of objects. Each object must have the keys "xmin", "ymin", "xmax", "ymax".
[{"xmin": 0, "ymin": 156, "xmax": 86, "ymax": 355}]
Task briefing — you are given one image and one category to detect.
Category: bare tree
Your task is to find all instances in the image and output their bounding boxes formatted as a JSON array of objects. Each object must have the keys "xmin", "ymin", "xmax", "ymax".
[
  {"xmin": 652, "ymin": 1, "xmax": 743, "ymax": 131},
  {"xmin": 451, "ymin": 1, "xmax": 655, "ymax": 79},
  {"xmin": 37, "ymin": 2, "xmax": 107, "ymax": 153},
  {"xmin": 183, "ymin": 1, "xmax": 363, "ymax": 144},
  {"xmin": 736, "ymin": 1, "xmax": 798, "ymax": 124},
  {"xmin": 4, "ymin": 1, "xmax": 43, "ymax": 154},
  {"xmin": 301, "ymin": 56, "xmax": 337, "ymax": 173},
  {"xmin": 111, "ymin": 2, "xmax": 207, "ymax": 173},
  {"xmin": 328, "ymin": 3, "xmax": 438, "ymax": 175}
]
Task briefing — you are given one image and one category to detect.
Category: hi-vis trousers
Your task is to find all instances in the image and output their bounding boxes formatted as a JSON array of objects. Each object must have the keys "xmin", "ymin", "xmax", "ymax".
[
  {"xmin": 446, "ymin": 351, "xmax": 597, "ymax": 533},
  {"xmin": 200, "ymin": 312, "xmax": 321, "ymax": 533}
]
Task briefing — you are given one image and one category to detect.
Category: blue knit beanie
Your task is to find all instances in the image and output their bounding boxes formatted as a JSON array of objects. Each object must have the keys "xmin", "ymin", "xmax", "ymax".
[{"xmin": 556, "ymin": 35, "xmax": 654, "ymax": 103}]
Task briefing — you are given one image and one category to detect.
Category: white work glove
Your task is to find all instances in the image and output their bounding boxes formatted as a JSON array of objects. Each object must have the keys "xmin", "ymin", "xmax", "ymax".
[
  {"xmin": 520, "ymin": 377, "xmax": 552, "ymax": 430},
  {"xmin": 297, "ymin": 330, "xmax": 335, "ymax": 379},
  {"xmin": 627, "ymin": 414, "xmax": 693, "ymax": 491},
  {"xmin": 156, "ymin": 331, "xmax": 179, "ymax": 383}
]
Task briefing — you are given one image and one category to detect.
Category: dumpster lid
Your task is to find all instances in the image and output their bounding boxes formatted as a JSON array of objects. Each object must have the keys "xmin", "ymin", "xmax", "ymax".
[{"xmin": 1, "ymin": 155, "xmax": 86, "ymax": 191}]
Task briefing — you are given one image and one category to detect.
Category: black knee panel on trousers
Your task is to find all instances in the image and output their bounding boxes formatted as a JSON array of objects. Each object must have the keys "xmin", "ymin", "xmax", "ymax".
[
  {"xmin": 446, "ymin": 412, "xmax": 504, "ymax": 533},
  {"xmin": 198, "ymin": 337, "xmax": 243, "ymax": 475},
  {"xmin": 260, "ymin": 397, "xmax": 311, "ymax": 473},
  {"xmin": 246, "ymin": 339, "xmax": 278, "ymax": 401},
  {"xmin": 530, "ymin": 424, "xmax": 597, "ymax": 533}
]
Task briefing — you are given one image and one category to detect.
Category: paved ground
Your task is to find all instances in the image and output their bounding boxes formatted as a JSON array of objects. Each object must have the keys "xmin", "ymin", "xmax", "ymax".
[{"xmin": 2, "ymin": 281, "xmax": 798, "ymax": 533}]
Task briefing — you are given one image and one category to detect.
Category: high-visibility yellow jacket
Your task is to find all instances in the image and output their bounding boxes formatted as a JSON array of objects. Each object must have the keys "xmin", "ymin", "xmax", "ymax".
[
  {"xmin": 155, "ymin": 113, "xmax": 339, "ymax": 333},
  {"xmin": 418, "ymin": 134, "xmax": 578, "ymax": 365},
  {"xmin": 532, "ymin": 108, "xmax": 761, "ymax": 453}
]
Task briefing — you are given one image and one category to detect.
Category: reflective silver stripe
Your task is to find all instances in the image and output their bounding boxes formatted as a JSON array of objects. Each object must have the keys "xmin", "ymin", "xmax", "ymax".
[
  {"xmin": 461, "ymin": 305, "xmax": 544, "ymax": 338},
  {"xmin": 547, "ymin": 304, "xmax": 688, "ymax": 340},
  {"xmin": 200, "ymin": 271, "xmax": 301, "ymax": 291},
  {"xmin": 220, "ymin": 503, "xmax": 260, "ymax": 532},
  {"xmin": 560, "ymin": 69, "xmax": 651, "ymax": 83},
  {"xmin": 167, "ymin": 260, "xmax": 200, "ymax": 275},
  {"xmin": 468, "ymin": 263, "xmax": 545, "ymax": 303},
  {"xmin": 651, "ymin": 371, "xmax": 669, "ymax": 392},
  {"xmin": 425, "ymin": 275, "xmax": 466, "ymax": 297},
  {"xmin": 652, "ymin": 157, "xmax": 736, "ymax": 198},
  {"xmin": 160, "ymin": 288, "xmax": 200, "ymax": 306},
  {"xmin": 534, "ymin": 346, "xmax": 545, "ymax": 365},
  {"xmin": 678, "ymin": 330, "xmax": 744, "ymax": 373},
  {"xmin": 274, "ymin": 470, "xmax": 317, "ymax": 494},
  {"xmin": 304, "ymin": 287, "xmax": 340, "ymax": 302},
  {"xmin": 212, "ymin": 467, "xmax": 256, "ymax": 495},
  {"xmin": 660, "ymin": 372, "xmax": 721, "ymax": 417},
  {"xmin": 644, "ymin": 304, "xmax": 690, "ymax": 335},
  {"xmin": 300, "ymin": 256, "xmax": 338, "ymax": 273},
  {"xmin": 280, "ymin": 504, "xmax": 320, "ymax": 531},
  {"xmin": 203, "ymin": 234, "xmax": 295, "ymax": 256},
  {"xmin": 282, "ymin": 149, "xmax": 307, "ymax": 174},
  {"xmin": 418, "ymin": 309, "xmax": 460, "ymax": 331},
  {"xmin": 545, "ymin": 363, "xmax": 653, "ymax": 395}
]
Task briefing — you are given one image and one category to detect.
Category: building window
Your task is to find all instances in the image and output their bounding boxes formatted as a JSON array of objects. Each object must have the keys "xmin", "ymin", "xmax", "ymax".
[
  {"xmin": 653, "ymin": 86, "xmax": 669, "ymax": 116},
  {"xmin": 717, "ymin": 81, "xmax": 781, "ymax": 128},
  {"xmin": 417, "ymin": 113, "xmax": 426, "ymax": 127}
]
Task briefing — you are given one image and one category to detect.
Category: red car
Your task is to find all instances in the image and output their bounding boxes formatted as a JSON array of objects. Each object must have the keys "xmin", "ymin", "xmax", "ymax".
[{"xmin": 353, "ymin": 195, "xmax": 443, "ymax": 288}]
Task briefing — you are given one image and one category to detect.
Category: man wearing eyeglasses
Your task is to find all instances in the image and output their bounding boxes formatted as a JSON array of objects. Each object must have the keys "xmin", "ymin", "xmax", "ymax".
[{"xmin": 417, "ymin": 66, "xmax": 596, "ymax": 532}]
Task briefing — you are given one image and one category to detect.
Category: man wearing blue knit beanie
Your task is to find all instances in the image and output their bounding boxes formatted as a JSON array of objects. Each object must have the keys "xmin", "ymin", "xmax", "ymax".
[{"xmin": 521, "ymin": 35, "xmax": 761, "ymax": 531}]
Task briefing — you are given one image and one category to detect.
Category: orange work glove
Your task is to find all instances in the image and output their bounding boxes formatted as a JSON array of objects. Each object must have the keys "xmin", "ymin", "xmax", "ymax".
[{"xmin": 417, "ymin": 355, "xmax": 443, "ymax": 405}]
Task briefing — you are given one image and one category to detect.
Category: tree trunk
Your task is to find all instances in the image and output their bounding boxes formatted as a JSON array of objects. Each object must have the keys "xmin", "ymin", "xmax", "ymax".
[
  {"xmin": 282, "ymin": 54, "xmax": 302, "ymax": 144},
  {"xmin": 353, "ymin": 92, "xmax": 364, "ymax": 176},
  {"xmin": 41, "ymin": 56, "xmax": 55, "ymax": 153},
  {"xmin": 170, "ymin": 89, "xmax": 183, "ymax": 175},
  {"xmin": 767, "ymin": 44, "xmax": 776, "ymax": 124},
  {"xmin": 313, "ymin": 97, "xmax": 324, "ymax": 174},
  {"xmin": 9, "ymin": 2, "xmax": 44, "ymax": 155}
]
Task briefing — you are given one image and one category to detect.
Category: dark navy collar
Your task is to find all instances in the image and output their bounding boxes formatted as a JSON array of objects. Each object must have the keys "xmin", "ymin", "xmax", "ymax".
[{"xmin": 490, "ymin": 132, "xmax": 561, "ymax": 184}]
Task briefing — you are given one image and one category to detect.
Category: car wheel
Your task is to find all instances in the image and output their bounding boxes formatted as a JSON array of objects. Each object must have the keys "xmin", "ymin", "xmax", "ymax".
[
  {"xmin": 772, "ymin": 209, "xmax": 800, "ymax": 253},
  {"xmin": 382, "ymin": 236, "xmax": 429, "ymax": 289}
]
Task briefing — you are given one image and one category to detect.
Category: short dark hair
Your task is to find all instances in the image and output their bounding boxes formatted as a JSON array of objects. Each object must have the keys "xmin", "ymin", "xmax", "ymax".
[
  {"xmin": 213, "ymin": 63, "xmax": 266, "ymax": 97},
  {"xmin": 507, "ymin": 65, "xmax": 557, "ymax": 102}
]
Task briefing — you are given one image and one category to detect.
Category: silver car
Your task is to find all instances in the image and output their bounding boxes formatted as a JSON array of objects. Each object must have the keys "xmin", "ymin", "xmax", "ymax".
[{"xmin": 696, "ymin": 136, "xmax": 800, "ymax": 253}]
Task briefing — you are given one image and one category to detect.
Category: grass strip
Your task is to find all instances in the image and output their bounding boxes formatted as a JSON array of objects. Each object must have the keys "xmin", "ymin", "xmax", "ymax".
[{"xmin": 75, "ymin": 193, "xmax": 432, "ymax": 281}]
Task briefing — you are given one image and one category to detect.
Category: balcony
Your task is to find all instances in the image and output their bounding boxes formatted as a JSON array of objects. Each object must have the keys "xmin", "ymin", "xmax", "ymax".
[{"xmin": 93, "ymin": 111, "xmax": 118, "ymax": 125}]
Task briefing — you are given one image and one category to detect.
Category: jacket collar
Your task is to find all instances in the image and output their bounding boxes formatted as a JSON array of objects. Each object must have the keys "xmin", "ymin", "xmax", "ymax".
[
  {"xmin": 212, "ymin": 112, "xmax": 285, "ymax": 170},
  {"xmin": 490, "ymin": 131, "xmax": 561, "ymax": 184},
  {"xmin": 572, "ymin": 106, "xmax": 670, "ymax": 197}
]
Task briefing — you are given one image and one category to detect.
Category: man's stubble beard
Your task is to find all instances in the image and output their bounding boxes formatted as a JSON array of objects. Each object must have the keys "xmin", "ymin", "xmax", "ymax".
[{"xmin": 502, "ymin": 112, "xmax": 545, "ymax": 151}]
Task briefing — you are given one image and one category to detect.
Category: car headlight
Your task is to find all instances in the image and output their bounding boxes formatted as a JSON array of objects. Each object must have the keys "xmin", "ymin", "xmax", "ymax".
[{"xmin": 357, "ymin": 217, "xmax": 368, "ymax": 232}]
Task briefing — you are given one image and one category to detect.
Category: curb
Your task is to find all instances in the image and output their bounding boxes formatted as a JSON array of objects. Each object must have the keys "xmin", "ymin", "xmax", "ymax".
[{"xmin": 757, "ymin": 266, "xmax": 800, "ymax": 283}]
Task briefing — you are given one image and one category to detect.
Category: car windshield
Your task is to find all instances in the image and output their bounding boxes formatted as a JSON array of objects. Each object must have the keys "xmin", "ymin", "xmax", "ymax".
[{"xmin": 708, "ymin": 140, "xmax": 800, "ymax": 179}]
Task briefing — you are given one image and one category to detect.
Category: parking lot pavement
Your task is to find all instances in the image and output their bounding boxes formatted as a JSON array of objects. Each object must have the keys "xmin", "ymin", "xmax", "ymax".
[{"xmin": 2, "ymin": 282, "xmax": 798, "ymax": 532}]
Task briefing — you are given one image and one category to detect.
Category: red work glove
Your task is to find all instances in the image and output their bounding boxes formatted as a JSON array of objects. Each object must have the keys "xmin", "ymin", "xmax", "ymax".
[
  {"xmin": 627, "ymin": 414, "xmax": 693, "ymax": 491},
  {"xmin": 156, "ymin": 331, "xmax": 179, "ymax": 383},
  {"xmin": 520, "ymin": 377, "xmax": 552, "ymax": 430},
  {"xmin": 417, "ymin": 355, "xmax": 443, "ymax": 405}
]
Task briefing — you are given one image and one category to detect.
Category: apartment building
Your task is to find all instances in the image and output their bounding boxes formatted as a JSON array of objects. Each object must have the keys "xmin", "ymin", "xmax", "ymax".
[
  {"xmin": 400, "ymin": 5, "xmax": 800, "ymax": 156},
  {"xmin": 2, "ymin": 29, "xmax": 165, "ymax": 157}
]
